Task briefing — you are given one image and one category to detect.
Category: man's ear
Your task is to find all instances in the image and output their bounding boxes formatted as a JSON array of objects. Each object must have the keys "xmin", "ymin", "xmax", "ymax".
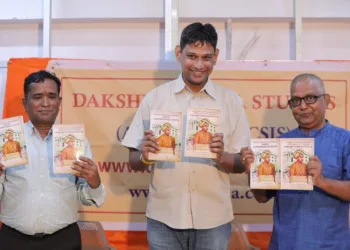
[
  {"xmin": 22, "ymin": 98, "xmax": 27, "ymax": 112},
  {"xmin": 324, "ymin": 94, "xmax": 331, "ymax": 108},
  {"xmin": 213, "ymin": 48, "xmax": 219, "ymax": 65},
  {"xmin": 175, "ymin": 45, "xmax": 182, "ymax": 62}
]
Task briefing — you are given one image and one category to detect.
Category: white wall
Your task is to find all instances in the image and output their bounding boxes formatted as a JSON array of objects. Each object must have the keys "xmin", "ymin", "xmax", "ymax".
[
  {"xmin": 1, "ymin": 0, "xmax": 350, "ymax": 62},
  {"xmin": 0, "ymin": 63, "xmax": 6, "ymax": 118}
]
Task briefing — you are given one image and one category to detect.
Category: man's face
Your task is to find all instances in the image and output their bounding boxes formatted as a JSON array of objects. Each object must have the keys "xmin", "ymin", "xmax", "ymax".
[
  {"xmin": 8, "ymin": 133, "xmax": 14, "ymax": 141},
  {"xmin": 265, "ymin": 154, "xmax": 270, "ymax": 163},
  {"xmin": 175, "ymin": 42, "xmax": 218, "ymax": 87},
  {"xmin": 68, "ymin": 139, "xmax": 75, "ymax": 147},
  {"xmin": 164, "ymin": 128, "xmax": 170, "ymax": 135},
  {"xmin": 290, "ymin": 80, "xmax": 329, "ymax": 130},
  {"xmin": 297, "ymin": 154, "xmax": 304, "ymax": 163},
  {"xmin": 22, "ymin": 78, "xmax": 61, "ymax": 125},
  {"xmin": 202, "ymin": 123, "xmax": 209, "ymax": 132}
]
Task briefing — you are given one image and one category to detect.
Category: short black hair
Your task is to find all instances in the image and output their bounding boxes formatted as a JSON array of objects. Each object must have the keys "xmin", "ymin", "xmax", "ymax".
[
  {"xmin": 24, "ymin": 70, "xmax": 61, "ymax": 98},
  {"xmin": 180, "ymin": 22, "xmax": 218, "ymax": 51}
]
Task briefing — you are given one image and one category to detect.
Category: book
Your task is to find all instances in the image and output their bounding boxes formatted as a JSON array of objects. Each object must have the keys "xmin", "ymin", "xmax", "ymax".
[
  {"xmin": 280, "ymin": 138, "xmax": 314, "ymax": 190},
  {"xmin": 250, "ymin": 138, "xmax": 281, "ymax": 190},
  {"xmin": 52, "ymin": 124, "xmax": 85, "ymax": 174},
  {"xmin": 250, "ymin": 138, "xmax": 314, "ymax": 190},
  {"xmin": 148, "ymin": 110, "xmax": 182, "ymax": 162},
  {"xmin": 0, "ymin": 116, "xmax": 28, "ymax": 167},
  {"xmin": 184, "ymin": 108, "xmax": 220, "ymax": 159}
]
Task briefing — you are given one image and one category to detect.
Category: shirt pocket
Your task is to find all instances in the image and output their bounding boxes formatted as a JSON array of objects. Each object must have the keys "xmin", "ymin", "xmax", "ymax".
[
  {"xmin": 51, "ymin": 175, "xmax": 76, "ymax": 189},
  {"xmin": 324, "ymin": 144, "xmax": 343, "ymax": 180}
]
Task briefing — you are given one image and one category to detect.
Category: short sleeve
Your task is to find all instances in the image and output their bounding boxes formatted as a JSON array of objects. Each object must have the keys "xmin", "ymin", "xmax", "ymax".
[{"xmin": 121, "ymin": 97, "xmax": 150, "ymax": 151}]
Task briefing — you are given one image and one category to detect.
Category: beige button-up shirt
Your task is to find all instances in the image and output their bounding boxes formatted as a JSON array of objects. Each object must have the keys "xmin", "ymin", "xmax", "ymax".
[{"xmin": 122, "ymin": 75, "xmax": 251, "ymax": 229}]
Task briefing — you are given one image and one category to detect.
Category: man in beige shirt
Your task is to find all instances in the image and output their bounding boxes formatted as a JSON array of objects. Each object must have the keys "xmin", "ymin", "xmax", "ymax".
[{"xmin": 122, "ymin": 22, "xmax": 251, "ymax": 250}]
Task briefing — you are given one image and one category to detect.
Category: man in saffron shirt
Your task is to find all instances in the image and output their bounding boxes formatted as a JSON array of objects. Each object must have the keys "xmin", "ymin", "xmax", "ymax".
[{"xmin": 241, "ymin": 73, "xmax": 350, "ymax": 249}]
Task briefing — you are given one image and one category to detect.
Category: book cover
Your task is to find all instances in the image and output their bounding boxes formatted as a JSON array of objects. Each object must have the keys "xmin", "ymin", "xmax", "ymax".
[
  {"xmin": 250, "ymin": 138, "xmax": 281, "ymax": 190},
  {"xmin": 184, "ymin": 108, "xmax": 220, "ymax": 159},
  {"xmin": 0, "ymin": 116, "xmax": 28, "ymax": 167},
  {"xmin": 280, "ymin": 138, "xmax": 314, "ymax": 190},
  {"xmin": 52, "ymin": 124, "xmax": 85, "ymax": 174},
  {"xmin": 148, "ymin": 110, "xmax": 182, "ymax": 162}
]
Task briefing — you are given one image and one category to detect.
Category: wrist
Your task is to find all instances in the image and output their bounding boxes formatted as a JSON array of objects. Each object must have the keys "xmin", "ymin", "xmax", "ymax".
[
  {"xmin": 140, "ymin": 154, "xmax": 155, "ymax": 165},
  {"xmin": 316, "ymin": 176, "xmax": 327, "ymax": 188}
]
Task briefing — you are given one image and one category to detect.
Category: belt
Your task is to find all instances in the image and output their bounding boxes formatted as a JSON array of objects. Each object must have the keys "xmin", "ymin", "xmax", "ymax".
[
  {"xmin": 2, "ymin": 223, "xmax": 77, "ymax": 239},
  {"xmin": 32, "ymin": 233, "xmax": 47, "ymax": 239}
]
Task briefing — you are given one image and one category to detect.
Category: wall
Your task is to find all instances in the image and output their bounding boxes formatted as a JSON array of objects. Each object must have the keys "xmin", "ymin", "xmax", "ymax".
[{"xmin": 1, "ymin": 0, "xmax": 350, "ymax": 62}]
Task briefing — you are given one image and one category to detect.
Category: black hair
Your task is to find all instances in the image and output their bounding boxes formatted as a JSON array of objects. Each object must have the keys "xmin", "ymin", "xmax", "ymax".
[
  {"xmin": 180, "ymin": 22, "xmax": 218, "ymax": 51},
  {"xmin": 24, "ymin": 70, "xmax": 61, "ymax": 98}
]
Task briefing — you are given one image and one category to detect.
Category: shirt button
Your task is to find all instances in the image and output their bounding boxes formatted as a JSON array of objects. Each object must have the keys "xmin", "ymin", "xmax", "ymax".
[
  {"xmin": 40, "ymin": 157, "xmax": 44, "ymax": 161},
  {"xmin": 40, "ymin": 194, "xmax": 44, "ymax": 197}
]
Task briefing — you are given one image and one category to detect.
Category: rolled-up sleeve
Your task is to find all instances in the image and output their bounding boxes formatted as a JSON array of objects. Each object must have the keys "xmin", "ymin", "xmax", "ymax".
[{"xmin": 76, "ymin": 138, "xmax": 106, "ymax": 207}]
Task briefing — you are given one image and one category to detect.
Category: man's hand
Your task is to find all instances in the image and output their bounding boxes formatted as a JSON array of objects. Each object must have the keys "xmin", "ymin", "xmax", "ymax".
[
  {"xmin": 72, "ymin": 156, "xmax": 101, "ymax": 189},
  {"xmin": 140, "ymin": 130, "xmax": 159, "ymax": 161},
  {"xmin": 240, "ymin": 147, "xmax": 254, "ymax": 173},
  {"xmin": 307, "ymin": 156, "xmax": 324, "ymax": 187},
  {"xmin": 0, "ymin": 162, "xmax": 5, "ymax": 176},
  {"xmin": 210, "ymin": 133, "xmax": 224, "ymax": 164}
]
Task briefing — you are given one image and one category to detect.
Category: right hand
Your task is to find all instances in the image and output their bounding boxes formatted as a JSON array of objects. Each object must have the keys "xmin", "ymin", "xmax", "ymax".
[
  {"xmin": 0, "ymin": 162, "xmax": 6, "ymax": 176},
  {"xmin": 240, "ymin": 147, "xmax": 255, "ymax": 173},
  {"xmin": 141, "ymin": 130, "xmax": 159, "ymax": 161}
]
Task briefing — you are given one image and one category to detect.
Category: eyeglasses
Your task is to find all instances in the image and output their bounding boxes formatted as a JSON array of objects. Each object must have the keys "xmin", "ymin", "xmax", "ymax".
[{"xmin": 288, "ymin": 94, "xmax": 325, "ymax": 108}]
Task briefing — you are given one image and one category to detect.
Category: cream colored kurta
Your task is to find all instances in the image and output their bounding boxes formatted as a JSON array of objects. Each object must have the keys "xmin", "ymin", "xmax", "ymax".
[{"xmin": 122, "ymin": 75, "xmax": 251, "ymax": 230}]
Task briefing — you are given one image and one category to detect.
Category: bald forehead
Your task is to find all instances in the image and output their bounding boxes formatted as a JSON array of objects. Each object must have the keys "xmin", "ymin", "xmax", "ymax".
[{"xmin": 290, "ymin": 75, "xmax": 325, "ymax": 96}]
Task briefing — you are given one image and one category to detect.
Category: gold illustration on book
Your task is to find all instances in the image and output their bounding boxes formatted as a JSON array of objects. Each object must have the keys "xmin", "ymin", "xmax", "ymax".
[
  {"xmin": 53, "ymin": 124, "xmax": 85, "ymax": 174},
  {"xmin": 148, "ymin": 110, "xmax": 182, "ymax": 162},
  {"xmin": 185, "ymin": 108, "xmax": 220, "ymax": 159},
  {"xmin": 0, "ymin": 116, "xmax": 28, "ymax": 168}
]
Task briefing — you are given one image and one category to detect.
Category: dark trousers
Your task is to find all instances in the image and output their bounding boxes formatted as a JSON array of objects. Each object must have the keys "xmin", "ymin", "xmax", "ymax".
[{"xmin": 0, "ymin": 223, "xmax": 82, "ymax": 250}]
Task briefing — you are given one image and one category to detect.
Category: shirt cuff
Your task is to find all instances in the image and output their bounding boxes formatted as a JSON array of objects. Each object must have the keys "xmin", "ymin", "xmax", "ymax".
[
  {"xmin": 88, "ymin": 183, "xmax": 104, "ymax": 197},
  {"xmin": 87, "ymin": 183, "xmax": 106, "ymax": 206}
]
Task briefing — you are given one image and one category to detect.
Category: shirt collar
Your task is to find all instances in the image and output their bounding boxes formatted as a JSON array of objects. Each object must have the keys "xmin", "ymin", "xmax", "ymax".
[
  {"xmin": 172, "ymin": 74, "xmax": 217, "ymax": 100},
  {"xmin": 297, "ymin": 120, "xmax": 330, "ymax": 137},
  {"xmin": 26, "ymin": 119, "xmax": 53, "ymax": 137}
]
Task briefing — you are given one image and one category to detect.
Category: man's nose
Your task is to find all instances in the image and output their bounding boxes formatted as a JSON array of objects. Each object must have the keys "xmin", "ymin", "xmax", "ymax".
[
  {"xmin": 194, "ymin": 59, "xmax": 204, "ymax": 69},
  {"xmin": 41, "ymin": 97, "xmax": 49, "ymax": 106},
  {"xmin": 299, "ymin": 99, "xmax": 307, "ymax": 109}
]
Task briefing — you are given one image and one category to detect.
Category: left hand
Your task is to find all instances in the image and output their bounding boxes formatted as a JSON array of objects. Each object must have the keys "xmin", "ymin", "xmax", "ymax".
[
  {"xmin": 307, "ymin": 156, "xmax": 324, "ymax": 187},
  {"xmin": 72, "ymin": 156, "xmax": 101, "ymax": 189},
  {"xmin": 210, "ymin": 133, "xmax": 224, "ymax": 164},
  {"xmin": 240, "ymin": 147, "xmax": 255, "ymax": 174}
]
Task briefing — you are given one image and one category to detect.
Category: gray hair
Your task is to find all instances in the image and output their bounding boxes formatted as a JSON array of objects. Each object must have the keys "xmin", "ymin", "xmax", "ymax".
[{"xmin": 290, "ymin": 73, "xmax": 325, "ymax": 94}]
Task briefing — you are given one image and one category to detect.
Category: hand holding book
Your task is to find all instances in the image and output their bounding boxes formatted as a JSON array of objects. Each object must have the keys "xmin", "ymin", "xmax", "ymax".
[
  {"xmin": 140, "ymin": 130, "xmax": 159, "ymax": 163},
  {"xmin": 210, "ymin": 133, "xmax": 225, "ymax": 164},
  {"xmin": 307, "ymin": 156, "xmax": 324, "ymax": 187},
  {"xmin": 240, "ymin": 147, "xmax": 255, "ymax": 173}
]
